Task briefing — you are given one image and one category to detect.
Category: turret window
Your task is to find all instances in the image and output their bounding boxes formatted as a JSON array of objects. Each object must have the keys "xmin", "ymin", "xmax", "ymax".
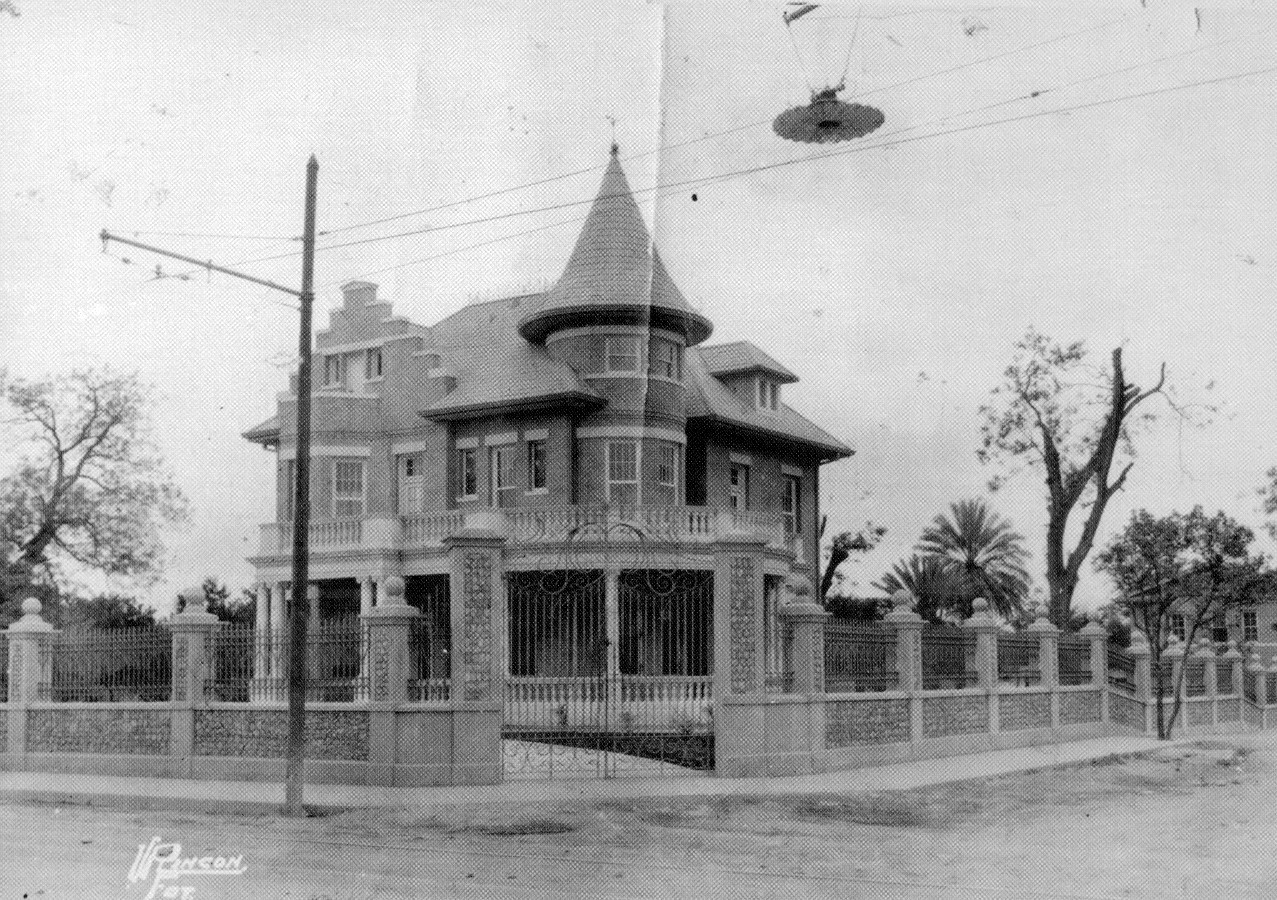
[
  {"xmin": 323, "ymin": 355, "xmax": 346, "ymax": 389},
  {"xmin": 605, "ymin": 336, "xmax": 641, "ymax": 373},
  {"xmin": 333, "ymin": 459, "xmax": 366, "ymax": 518},
  {"xmin": 648, "ymin": 339, "xmax": 682, "ymax": 380},
  {"xmin": 606, "ymin": 440, "xmax": 639, "ymax": 506}
]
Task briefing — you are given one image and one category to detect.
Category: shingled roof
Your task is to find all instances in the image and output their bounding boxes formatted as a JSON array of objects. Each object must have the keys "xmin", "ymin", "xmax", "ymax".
[
  {"xmin": 685, "ymin": 350, "xmax": 852, "ymax": 460},
  {"xmin": 517, "ymin": 147, "xmax": 713, "ymax": 346},
  {"xmin": 698, "ymin": 341, "xmax": 799, "ymax": 384}
]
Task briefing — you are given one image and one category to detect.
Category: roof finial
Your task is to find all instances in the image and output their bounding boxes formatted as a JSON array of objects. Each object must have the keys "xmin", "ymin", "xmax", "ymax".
[{"xmin": 606, "ymin": 115, "xmax": 619, "ymax": 155}]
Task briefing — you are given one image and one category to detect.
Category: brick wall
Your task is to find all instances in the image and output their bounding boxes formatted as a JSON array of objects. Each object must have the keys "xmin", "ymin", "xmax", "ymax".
[
  {"xmin": 192, "ymin": 709, "xmax": 370, "ymax": 760},
  {"xmin": 27, "ymin": 708, "xmax": 171, "ymax": 755},
  {"xmin": 1109, "ymin": 693, "xmax": 1145, "ymax": 730},
  {"xmin": 729, "ymin": 556, "xmax": 758, "ymax": 694},
  {"xmin": 922, "ymin": 695, "xmax": 989, "ymax": 738},
  {"xmin": 826, "ymin": 698, "xmax": 910, "ymax": 747},
  {"xmin": 1059, "ymin": 690, "xmax": 1102, "ymax": 725},
  {"xmin": 999, "ymin": 693, "xmax": 1052, "ymax": 730}
]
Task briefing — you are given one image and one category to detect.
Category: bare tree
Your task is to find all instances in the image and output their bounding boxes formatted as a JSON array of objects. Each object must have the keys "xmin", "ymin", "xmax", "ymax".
[
  {"xmin": 0, "ymin": 367, "xmax": 189, "ymax": 610},
  {"xmin": 978, "ymin": 328, "xmax": 1202, "ymax": 627}
]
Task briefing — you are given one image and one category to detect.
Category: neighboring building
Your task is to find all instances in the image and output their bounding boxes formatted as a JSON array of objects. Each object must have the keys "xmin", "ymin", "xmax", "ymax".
[{"xmin": 243, "ymin": 146, "xmax": 852, "ymax": 726}]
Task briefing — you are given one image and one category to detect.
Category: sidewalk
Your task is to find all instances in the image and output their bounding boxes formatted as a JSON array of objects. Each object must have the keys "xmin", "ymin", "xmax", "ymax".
[{"xmin": 0, "ymin": 733, "xmax": 1181, "ymax": 814}]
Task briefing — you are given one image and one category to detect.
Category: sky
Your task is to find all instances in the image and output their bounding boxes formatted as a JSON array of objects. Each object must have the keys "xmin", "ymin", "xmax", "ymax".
[{"xmin": 1, "ymin": 0, "xmax": 1275, "ymax": 614}]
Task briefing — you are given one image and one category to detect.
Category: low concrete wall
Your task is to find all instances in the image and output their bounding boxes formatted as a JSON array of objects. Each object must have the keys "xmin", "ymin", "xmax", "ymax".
[{"xmin": 0, "ymin": 701, "xmax": 501, "ymax": 787}]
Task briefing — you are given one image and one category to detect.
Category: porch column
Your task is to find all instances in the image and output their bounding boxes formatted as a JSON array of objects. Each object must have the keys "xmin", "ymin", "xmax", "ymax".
[
  {"xmin": 253, "ymin": 583, "xmax": 269, "ymax": 676},
  {"xmin": 271, "ymin": 581, "xmax": 288, "ymax": 685},
  {"xmin": 359, "ymin": 577, "xmax": 375, "ymax": 685}
]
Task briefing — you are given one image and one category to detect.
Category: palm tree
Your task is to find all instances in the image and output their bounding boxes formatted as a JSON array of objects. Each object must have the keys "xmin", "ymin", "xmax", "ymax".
[
  {"xmin": 916, "ymin": 498, "xmax": 1031, "ymax": 619},
  {"xmin": 873, "ymin": 555, "xmax": 967, "ymax": 624}
]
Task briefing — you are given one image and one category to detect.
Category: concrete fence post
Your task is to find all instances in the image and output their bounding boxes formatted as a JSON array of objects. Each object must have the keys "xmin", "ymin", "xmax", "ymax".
[
  {"xmin": 1079, "ymin": 613, "xmax": 1109, "ymax": 723},
  {"xmin": 1164, "ymin": 636, "xmax": 1186, "ymax": 710},
  {"xmin": 1223, "ymin": 641, "xmax": 1244, "ymax": 696},
  {"xmin": 363, "ymin": 576, "xmax": 418, "ymax": 704},
  {"xmin": 1028, "ymin": 606, "xmax": 1060, "ymax": 729},
  {"xmin": 6, "ymin": 598, "xmax": 57, "ymax": 759},
  {"xmin": 964, "ymin": 598, "xmax": 1001, "ymax": 735},
  {"xmin": 1247, "ymin": 652, "xmax": 1267, "ymax": 706},
  {"xmin": 1128, "ymin": 631, "xmax": 1153, "ymax": 733},
  {"xmin": 883, "ymin": 590, "xmax": 923, "ymax": 743},
  {"xmin": 1195, "ymin": 641, "xmax": 1218, "ymax": 728},
  {"xmin": 171, "ymin": 587, "xmax": 222, "ymax": 767},
  {"xmin": 776, "ymin": 575, "xmax": 828, "ymax": 695}
]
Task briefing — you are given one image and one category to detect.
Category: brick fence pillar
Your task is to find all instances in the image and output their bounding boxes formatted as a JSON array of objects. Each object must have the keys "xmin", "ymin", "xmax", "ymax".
[
  {"xmin": 5, "ymin": 598, "xmax": 56, "ymax": 760},
  {"xmin": 1194, "ymin": 641, "xmax": 1218, "ymax": 727},
  {"xmin": 443, "ymin": 526, "xmax": 506, "ymax": 784},
  {"xmin": 711, "ymin": 532, "xmax": 768, "ymax": 700}
]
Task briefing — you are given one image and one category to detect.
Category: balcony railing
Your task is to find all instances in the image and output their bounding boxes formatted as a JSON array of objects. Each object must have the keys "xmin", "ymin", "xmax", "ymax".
[{"xmin": 258, "ymin": 504, "xmax": 795, "ymax": 556}]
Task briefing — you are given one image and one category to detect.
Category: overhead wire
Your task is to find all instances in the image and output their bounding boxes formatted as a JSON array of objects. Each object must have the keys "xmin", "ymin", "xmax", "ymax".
[
  {"xmin": 113, "ymin": 3, "xmax": 1261, "ymax": 297},
  {"xmin": 306, "ymin": 4, "xmax": 1162, "ymax": 243}
]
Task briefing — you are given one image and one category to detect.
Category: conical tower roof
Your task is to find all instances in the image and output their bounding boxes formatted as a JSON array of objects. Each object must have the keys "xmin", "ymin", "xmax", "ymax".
[{"xmin": 518, "ymin": 147, "xmax": 713, "ymax": 346}]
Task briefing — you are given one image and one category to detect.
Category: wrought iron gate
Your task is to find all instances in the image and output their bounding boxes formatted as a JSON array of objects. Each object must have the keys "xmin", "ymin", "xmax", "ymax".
[{"xmin": 502, "ymin": 568, "xmax": 715, "ymax": 780}]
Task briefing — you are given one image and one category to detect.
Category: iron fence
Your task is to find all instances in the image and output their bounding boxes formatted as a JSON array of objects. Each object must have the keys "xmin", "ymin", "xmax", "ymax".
[
  {"xmin": 1184, "ymin": 660, "xmax": 1208, "ymax": 697},
  {"xmin": 222, "ymin": 618, "xmax": 370, "ymax": 703},
  {"xmin": 1057, "ymin": 635, "xmax": 1092, "ymax": 686},
  {"xmin": 1217, "ymin": 659, "xmax": 1236, "ymax": 695},
  {"xmin": 997, "ymin": 633, "xmax": 1041, "ymax": 686},
  {"xmin": 43, "ymin": 625, "xmax": 172, "ymax": 702},
  {"xmin": 206, "ymin": 623, "xmax": 260, "ymax": 702},
  {"xmin": 824, "ymin": 622, "xmax": 898, "ymax": 693},
  {"xmin": 0, "ymin": 633, "xmax": 7, "ymax": 702},
  {"xmin": 921, "ymin": 625, "xmax": 977, "ymax": 690},
  {"xmin": 1107, "ymin": 646, "xmax": 1136, "ymax": 693}
]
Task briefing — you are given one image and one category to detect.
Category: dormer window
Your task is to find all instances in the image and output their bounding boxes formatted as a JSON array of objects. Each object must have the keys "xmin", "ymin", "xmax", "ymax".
[
  {"xmin": 756, "ymin": 378, "xmax": 778, "ymax": 410},
  {"xmin": 605, "ymin": 336, "xmax": 641, "ymax": 373},
  {"xmin": 364, "ymin": 348, "xmax": 383, "ymax": 380}
]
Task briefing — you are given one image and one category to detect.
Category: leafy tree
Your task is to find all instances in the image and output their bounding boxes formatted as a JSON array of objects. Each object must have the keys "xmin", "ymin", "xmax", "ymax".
[
  {"xmin": 1260, "ymin": 466, "xmax": 1277, "ymax": 540},
  {"xmin": 820, "ymin": 520, "xmax": 887, "ymax": 602},
  {"xmin": 874, "ymin": 555, "xmax": 967, "ymax": 623},
  {"xmin": 0, "ymin": 367, "xmax": 189, "ymax": 609},
  {"xmin": 1094, "ymin": 507, "xmax": 1277, "ymax": 739},
  {"xmin": 62, "ymin": 592, "xmax": 157, "ymax": 630},
  {"xmin": 978, "ymin": 329, "xmax": 1201, "ymax": 627},
  {"xmin": 916, "ymin": 498, "xmax": 1030, "ymax": 620},
  {"xmin": 825, "ymin": 594, "xmax": 889, "ymax": 622},
  {"xmin": 175, "ymin": 577, "xmax": 256, "ymax": 625}
]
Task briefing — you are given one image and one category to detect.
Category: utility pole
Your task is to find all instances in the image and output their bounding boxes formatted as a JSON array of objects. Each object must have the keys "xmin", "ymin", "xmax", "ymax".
[
  {"xmin": 100, "ymin": 155, "xmax": 320, "ymax": 816},
  {"xmin": 284, "ymin": 154, "xmax": 319, "ymax": 816}
]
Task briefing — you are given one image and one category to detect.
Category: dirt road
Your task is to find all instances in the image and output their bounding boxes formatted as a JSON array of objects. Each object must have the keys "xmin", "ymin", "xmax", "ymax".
[{"xmin": 2, "ymin": 737, "xmax": 1272, "ymax": 899}]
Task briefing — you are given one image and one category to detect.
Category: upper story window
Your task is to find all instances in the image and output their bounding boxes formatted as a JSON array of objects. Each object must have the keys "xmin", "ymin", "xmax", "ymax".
[
  {"xmin": 333, "ymin": 458, "xmax": 365, "ymax": 518},
  {"xmin": 654, "ymin": 443, "xmax": 679, "ymax": 505},
  {"xmin": 282, "ymin": 459, "xmax": 296, "ymax": 519},
  {"xmin": 398, "ymin": 454, "xmax": 422, "ymax": 513},
  {"xmin": 490, "ymin": 445, "xmax": 519, "ymax": 506},
  {"xmin": 756, "ymin": 378, "xmax": 779, "ymax": 410},
  {"xmin": 365, "ymin": 347, "xmax": 383, "ymax": 380},
  {"xmin": 323, "ymin": 354, "xmax": 346, "ymax": 389},
  {"xmin": 527, "ymin": 439, "xmax": 547, "ymax": 491},
  {"xmin": 729, "ymin": 464, "xmax": 750, "ymax": 510},
  {"xmin": 458, "ymin": 448, "xmax": 478, "ymax": 499},
  {"xmin": 782, "ymin": 474, "xmax": 802, "ymax": 535},
  {"xmin": 606, "ymin": 440, "xmax": 639, "ymax": 506},
  {"xmin": 605, "ymin": 336, "xmax": 641, "ymax": 373},
  {"xmin": 648, "ymin": 339, "xmax": 682, "ymax": 380},
  {"xmin": 1169, "ymin": 613, "xmax": 1186, "ymax": 643},
  {"xmin": 1244, "ymin": 610, "xmax": 1259, "ymax": 643}
]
